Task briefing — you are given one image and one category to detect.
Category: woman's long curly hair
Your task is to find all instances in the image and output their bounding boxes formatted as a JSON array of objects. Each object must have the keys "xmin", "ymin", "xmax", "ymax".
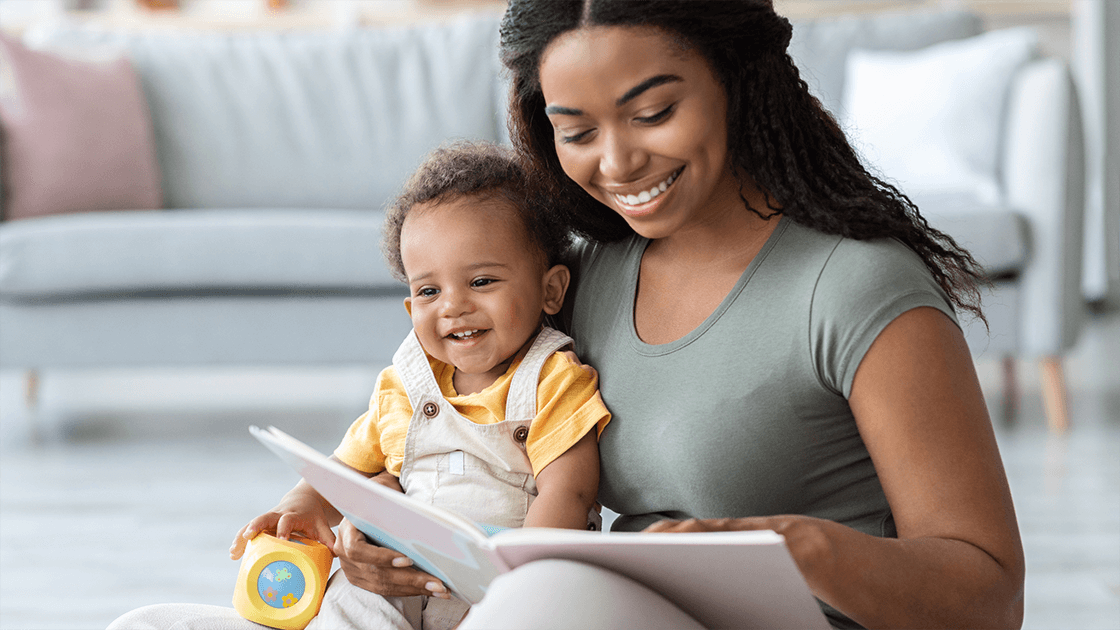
[{"xmin": 499, "ymin": 0, "xmax": 986, "ymax": 322}]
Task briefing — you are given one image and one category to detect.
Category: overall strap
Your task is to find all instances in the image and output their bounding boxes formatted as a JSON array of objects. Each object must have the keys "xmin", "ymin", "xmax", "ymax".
[
  {"xmin": 392, "ymin": 330, "xmax": 442, "ymax": 414},
  {"xmin": 505, "ymin": 327, "xmax": 574, "ymax": 424}
]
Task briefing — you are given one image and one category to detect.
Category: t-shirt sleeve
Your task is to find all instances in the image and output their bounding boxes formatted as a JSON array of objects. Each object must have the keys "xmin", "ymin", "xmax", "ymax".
[
  {"xmin": 810, "ymin": 238, "xmax": 960, "ymax": 399},
  {"xmin": 524, "ymin": 351, "xmax": 612, "ymax": 477},
  {"xmin": 333, "ymin": 368, "xmax": 397, "ymax": 474}
]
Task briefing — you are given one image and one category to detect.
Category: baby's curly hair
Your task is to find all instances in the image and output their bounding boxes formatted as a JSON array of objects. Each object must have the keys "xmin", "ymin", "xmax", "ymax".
[{"xmin": 381, "ymin": 140, "xmax": 572, "ymax": 283}]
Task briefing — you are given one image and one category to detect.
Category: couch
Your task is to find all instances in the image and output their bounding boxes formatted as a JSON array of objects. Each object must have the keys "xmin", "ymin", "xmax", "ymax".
[{"xmin": 0, "ymin": 9, "xmax": 1083, "ymax": 434}]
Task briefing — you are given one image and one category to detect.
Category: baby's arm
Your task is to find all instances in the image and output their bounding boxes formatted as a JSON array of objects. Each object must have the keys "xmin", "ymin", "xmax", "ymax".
[
  {"xmin": 230, "ymin": 457, "xmax": 397, "ymax": 559},
  {"xmin": 523, "ymin": 430, "xmax": 600, "ymax": 529}
]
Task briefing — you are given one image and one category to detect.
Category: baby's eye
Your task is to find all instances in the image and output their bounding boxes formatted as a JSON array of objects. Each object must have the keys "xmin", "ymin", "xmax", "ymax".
[
  {"xmin": 471, "ymin": 278, "xmax": 496, "ymax": 288},
  {"xmin": 416, "ymin": 287, "xmax": 439, "ymax": 298},
  {"xmin": 635, "ymin": 105, "xmax": 674, "ymax": 125}
]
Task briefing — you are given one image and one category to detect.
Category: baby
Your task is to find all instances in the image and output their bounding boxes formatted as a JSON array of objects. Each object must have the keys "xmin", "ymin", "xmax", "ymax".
[{"xmin": 230, "ymin": 141, "xmax": 610, "ymax": 630}]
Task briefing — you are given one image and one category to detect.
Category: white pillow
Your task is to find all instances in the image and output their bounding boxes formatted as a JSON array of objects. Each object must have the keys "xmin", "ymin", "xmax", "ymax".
[{"xmin": 841, "ymin": 27, "xmax": 1038, "ymax": 205}]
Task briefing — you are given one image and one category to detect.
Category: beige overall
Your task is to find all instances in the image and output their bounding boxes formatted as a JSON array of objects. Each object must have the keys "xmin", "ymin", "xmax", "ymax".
[{"xmin": 311, "ymin": 327, "xmax": 582, "ymax": 630}]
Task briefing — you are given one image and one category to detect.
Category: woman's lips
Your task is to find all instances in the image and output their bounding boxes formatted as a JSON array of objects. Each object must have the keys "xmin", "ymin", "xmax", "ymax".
[{"xmin": 610, "ymin": 167, "xmax": 683, "ymax": 216}]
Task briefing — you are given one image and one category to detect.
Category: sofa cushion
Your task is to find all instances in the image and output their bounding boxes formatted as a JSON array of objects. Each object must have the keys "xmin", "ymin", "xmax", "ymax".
[
  {"xmin": 0, "ymin": 210, "xmax": 400, "ymax": 299},
  {"xmin": 841, "ymin": 27, "xmax": 1039, "ymax": 205},
  {"xmin": 0, "ymin": 32, "xmax": 161, "ymax": 221},
  {"xmin": 788, "ymin": 9, "xmax": 983, "ymax": 118},
  {"xmin": 913, "ymin": 194, "xmax": 1030, "ymax": 279},
  {"xmin": 23, "ymin": 15, "xmax": 505, "ymax": 213}
]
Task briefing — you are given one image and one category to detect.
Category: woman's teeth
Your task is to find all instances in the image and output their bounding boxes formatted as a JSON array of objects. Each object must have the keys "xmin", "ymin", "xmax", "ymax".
[
  {"xmin": 614, "ymin": 169, "xmax": 679, "ymax": 206},
  {"xmin": 450, "ymin": 329, "xmax": 481, "ymax": 340}
]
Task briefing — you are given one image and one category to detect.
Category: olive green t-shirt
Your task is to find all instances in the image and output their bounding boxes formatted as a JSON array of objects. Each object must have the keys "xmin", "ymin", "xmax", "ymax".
[{"xmin": 567, "ymin": 219, "xmax": 958, "ymax": 628}]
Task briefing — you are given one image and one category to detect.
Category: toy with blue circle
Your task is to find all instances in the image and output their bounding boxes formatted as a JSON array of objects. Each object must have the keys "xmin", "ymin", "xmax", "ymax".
[
  {"xmin": 233, "ymin": 532, "xmax": 333, "ymax": 630},
  {"xmin": 258, "ymin": 559, "xmax": 305, "ymax": 609}
]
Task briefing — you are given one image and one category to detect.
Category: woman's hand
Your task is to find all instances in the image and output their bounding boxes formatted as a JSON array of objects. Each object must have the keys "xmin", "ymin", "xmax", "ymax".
[
  {"xmin": 643, "ymin": 515, "xmax": 841, "ymax": 582},
  {"xmin": 333, "ymin": 519, "xmax": 451, "ymax": 599},
  {"xmin": 230, "ymin": 480, "xmax": 339, "ymax": 560}
]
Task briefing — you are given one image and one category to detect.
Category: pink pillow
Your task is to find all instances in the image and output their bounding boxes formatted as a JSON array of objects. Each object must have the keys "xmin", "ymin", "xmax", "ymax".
[{"xmin": 0, "ymin": 33, "xmax": 162, "ymax": 221}]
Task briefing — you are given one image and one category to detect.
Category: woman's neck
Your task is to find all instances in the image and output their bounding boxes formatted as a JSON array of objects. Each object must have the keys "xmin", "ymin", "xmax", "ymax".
[
  {"xmin": 634, "ymin": 184, "xmax": 782, "ymax": 345},
  {"xmin": 647, "ymin": 201, "xmax": 780, "ymax": 271}
]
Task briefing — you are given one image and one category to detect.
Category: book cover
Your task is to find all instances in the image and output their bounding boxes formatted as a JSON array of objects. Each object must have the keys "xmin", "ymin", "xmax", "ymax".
[{"xmin": 251, "ymin": 425, "xmax": 829, "ymax": 630}]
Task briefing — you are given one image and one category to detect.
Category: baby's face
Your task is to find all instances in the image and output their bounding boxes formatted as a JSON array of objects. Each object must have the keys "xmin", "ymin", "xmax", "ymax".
[{"xmin": 401, "ymin": 196, "xmax": 563, "ymax": 387}]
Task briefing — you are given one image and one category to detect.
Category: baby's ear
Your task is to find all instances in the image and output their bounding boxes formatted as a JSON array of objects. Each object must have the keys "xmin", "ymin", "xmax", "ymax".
[
  {"xmin": 403, "ymin": 297, "xmax": 413, "ymax": 317},
  {"xmin": 541, "ymin": 264, "xmax": 571, "ymax": 316}
]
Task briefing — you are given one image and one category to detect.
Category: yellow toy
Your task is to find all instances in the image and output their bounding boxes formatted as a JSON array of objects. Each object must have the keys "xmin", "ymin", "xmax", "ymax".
[{"xmin": 233, "ymin": 532, "xmax": 334, "ymax": 630}]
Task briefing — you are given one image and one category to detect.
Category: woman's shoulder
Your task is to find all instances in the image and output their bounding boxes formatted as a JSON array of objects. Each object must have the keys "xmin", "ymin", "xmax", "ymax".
[
  {"xmin": 781, "ymin": 223, "xmax": 958, "ymax": 396},
  {"xmin": 567, "ymin": 234, "xmax": 644, "ymax": 295},
  {"xmin": 824, "ymin": 233, "xmax": 946, "ymax": 300},
  {"xmin": 570, "ymin": 233, "xmax": 645, "ymax": 268},
  {"xmin": 777, "ymin": 220, "xmax": 944, "ymax": 293}
]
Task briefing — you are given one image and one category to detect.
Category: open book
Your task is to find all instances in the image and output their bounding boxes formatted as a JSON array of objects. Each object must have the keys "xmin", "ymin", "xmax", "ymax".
[{"xmin": 251, "ymin": 425, "xmax": 829, "ymax": 630}]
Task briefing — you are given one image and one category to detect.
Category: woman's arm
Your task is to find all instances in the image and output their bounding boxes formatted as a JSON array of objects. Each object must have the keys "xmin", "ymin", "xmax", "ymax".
[
  {"xmin": 524, "ymin": 430, "xmax": 600, "ymax": 529},
  {"xmin": 647, "ymin": 307, "xmax": 1025, "ymax": 629}
]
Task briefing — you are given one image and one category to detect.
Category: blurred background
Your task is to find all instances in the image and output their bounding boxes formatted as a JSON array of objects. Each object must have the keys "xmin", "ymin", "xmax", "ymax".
[{"xmin": 0, "ymin": 0, "xmax": 1117, "ymax": 628}]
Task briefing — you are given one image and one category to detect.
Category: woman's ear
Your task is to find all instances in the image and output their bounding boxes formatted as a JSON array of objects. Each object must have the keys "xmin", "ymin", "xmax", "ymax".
[{"xmin": 541, "ymin": 264, "xmax": 571, "ymax": 316}]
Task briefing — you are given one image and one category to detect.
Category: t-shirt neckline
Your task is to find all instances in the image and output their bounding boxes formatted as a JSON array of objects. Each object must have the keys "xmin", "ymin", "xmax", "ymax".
[{"xmin": 625, "ymin": 217, "xmax": 790, "ymax": 356}]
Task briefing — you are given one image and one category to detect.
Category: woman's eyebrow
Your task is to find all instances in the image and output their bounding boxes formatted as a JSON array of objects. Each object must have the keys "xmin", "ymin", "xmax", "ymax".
[
  {"xmin": 544, "ymin": 73, "xmax": 684, "ymax": 116},
  {"xmin": 616, "ymin": 74, "xmax": 683, "ymax": 107},
  {"xmin": 544, "ymin": 104, "xmax": 583, "ymax": 116}
]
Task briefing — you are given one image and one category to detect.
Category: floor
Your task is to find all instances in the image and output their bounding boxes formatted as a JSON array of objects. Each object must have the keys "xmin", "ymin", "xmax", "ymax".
[{"xmin": 0, "ymin": 311, "xmax": 1117, "ymax": 630}]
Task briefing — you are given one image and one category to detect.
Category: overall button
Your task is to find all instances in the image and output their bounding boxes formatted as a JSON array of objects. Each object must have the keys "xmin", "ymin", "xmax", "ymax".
[
  {"xmin": 422, "ymin": 402, "xmax": 439, "ymax": 418},
  {"xmin": 513, "ymin": 426, "xmax": 529, "ymax": 443}
]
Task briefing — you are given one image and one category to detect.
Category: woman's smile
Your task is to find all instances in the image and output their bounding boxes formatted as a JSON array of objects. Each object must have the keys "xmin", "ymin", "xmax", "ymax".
[{"xmin": 607, "ymin": 166, "xmax": 684, "ymax": 216}]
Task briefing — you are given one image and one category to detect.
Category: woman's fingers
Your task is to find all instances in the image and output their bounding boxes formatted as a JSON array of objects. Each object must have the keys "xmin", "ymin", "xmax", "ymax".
[
  {"xmin": 334, "ymin": 519, "xmax": 449, "ymax": 598},
  {"xmin": 642, "ymin": 517, "xmax": 776, "ymax": 533}
]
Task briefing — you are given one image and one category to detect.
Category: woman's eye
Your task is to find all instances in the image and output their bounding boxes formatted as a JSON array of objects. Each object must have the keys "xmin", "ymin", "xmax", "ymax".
[
  {"xmin": 560, "ymin": 129, "xmax": 594, "ymax": 144},
  {"xmin": 636, "ymin": 105, "xmax": 674, "ymax": 125}
]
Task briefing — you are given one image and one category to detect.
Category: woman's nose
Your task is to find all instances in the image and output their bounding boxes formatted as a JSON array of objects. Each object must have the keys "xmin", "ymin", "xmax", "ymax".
[{"xmin": 598, "ymin": 129, "xmax": 647, "ymax": 182}]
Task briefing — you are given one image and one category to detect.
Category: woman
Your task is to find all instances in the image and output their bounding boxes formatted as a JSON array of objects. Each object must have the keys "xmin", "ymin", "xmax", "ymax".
[
  {"xmin": 111, "ymin": 1, "xmax": 1024, "ymax": 628},
  {"xmin": 380, "ymin": 0, "xmax": 1022, "ymax": 627}
]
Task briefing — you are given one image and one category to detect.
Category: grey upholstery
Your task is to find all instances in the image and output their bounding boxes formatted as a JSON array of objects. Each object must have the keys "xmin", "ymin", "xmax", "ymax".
[
  {"xmin": 1, "ymin": 16, "xmax": 503, "ymax": 370},
  {"xmin": 0, "ymin": 8, "xmax": 1085, "ymax": 423},
  {"xmin": 790, "ymin": 10, "xmax": 1085, "ymax": 361}
]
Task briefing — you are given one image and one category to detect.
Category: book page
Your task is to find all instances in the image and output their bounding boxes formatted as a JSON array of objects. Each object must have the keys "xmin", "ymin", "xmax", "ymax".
[
  {"xmin": 251, "ymin": 426, "xmax": 509, "ymax": 603},
  {"xmin": 491, "ymin": 529, "xmax": 828, "ymax": 630}
]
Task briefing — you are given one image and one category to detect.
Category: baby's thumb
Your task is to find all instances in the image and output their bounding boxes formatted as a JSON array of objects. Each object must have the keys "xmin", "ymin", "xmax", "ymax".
[{"xmin": 318, "ymin": 523, "xmax": 338, "ymax": 553}]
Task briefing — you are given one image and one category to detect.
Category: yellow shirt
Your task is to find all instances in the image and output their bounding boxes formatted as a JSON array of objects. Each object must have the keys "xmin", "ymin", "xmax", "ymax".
[{"xmin": 334, "ymin": 350, "xmax": 611, "ymax": 477}]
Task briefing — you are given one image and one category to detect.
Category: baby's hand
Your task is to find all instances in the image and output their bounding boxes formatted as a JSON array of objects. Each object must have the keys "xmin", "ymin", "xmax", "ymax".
[
  {"xmin": 230, "ymin": 514, "xmax": 281, "ymax": 560},
  {"xmin": 230, "ymin": 491, "xmax": 337, "ymax": 560}
]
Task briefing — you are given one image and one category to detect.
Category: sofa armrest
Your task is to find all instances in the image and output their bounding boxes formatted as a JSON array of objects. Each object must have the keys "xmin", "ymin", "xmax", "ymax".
[{"xmin": 1001, "ymin": 58, "xmax": 1086, "ymax": 356}]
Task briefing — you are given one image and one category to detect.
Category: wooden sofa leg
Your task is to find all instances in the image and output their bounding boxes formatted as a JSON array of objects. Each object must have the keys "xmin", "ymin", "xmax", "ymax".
[
  {"xmin": 23, "ymin": 369, "xmax": 46, "ymax": 445},
  {"xmin": 1000, "ymin": 356, "xmax": 1019, "ymax": 425},
  {"xmin": 1039, "ymin": 356, "xmax": 1071, "ymax": 433},
  {"xmin": 24, "ymin": 369, "xmax": 40, "ymax": 410}
]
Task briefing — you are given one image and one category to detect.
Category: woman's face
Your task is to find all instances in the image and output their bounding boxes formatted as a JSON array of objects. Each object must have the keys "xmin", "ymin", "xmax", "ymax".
[{"xmin": 538, "ymin": 26, "xmax": 741, "ymax": 240}]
